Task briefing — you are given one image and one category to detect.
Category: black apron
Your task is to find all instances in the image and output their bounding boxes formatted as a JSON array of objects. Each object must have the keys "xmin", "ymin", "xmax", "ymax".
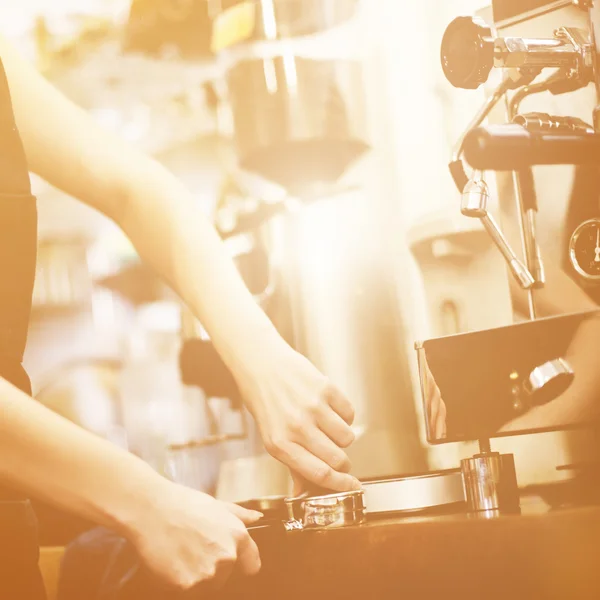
[{"xmin": 0, "ymin": 56, "xmax": 48, "ymax": 600}]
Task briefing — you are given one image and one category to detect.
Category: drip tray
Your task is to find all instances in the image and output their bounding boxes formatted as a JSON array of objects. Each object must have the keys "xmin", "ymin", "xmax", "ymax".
[{"xmin": 363, "ymin": 469, "xmax": 466, "ymax": 516}]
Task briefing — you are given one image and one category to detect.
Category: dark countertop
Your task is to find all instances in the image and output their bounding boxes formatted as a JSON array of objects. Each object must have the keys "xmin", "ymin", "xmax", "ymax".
[{"xmin": 219, "ymin": 499, "xmax": 600, "ymax": 600}]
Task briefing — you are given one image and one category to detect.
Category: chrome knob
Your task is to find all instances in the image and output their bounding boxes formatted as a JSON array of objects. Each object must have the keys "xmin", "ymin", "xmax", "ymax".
[{"xmin": 523, "ymin": 358, "xmax": 574, "ymax": 406}]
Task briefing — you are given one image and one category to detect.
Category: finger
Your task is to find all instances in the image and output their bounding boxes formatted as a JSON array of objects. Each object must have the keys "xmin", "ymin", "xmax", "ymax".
[
  {"xmin": 290, "ymin": 473, "xmax": 330, "ymax": 497},
  {"xmin": 298, "ymin": 427, "xmax": 352, "ymax": 474},
  {"xmin": 224, "ymin": 503, "xmax": 263, "ymax": 525},
  {"xmin": 291, "ymin": 472, "xmax": 305, "ymax": 497},
  {"xmin": 273, "ymin": 441, "xmax": 360, "ymax": 492},
  {"xmin": 316, "ymin": 406, "xmax": 355, "ymax": 448},
  {"xmin": 322, "ymin": 383, "xmax": 355, "ymax": 425},
  {"xmin": 236, "ymin": 532, "xmax": 262, "ymax": 576}
]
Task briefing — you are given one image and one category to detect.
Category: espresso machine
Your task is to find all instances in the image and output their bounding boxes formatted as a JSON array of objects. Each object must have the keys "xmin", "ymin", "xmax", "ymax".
[
  {"xmin": 414, "ymin": 0, "xmax": 600, "ymax": 517},
  {"xmin": 248, "ymin": 0, "xmax": 600, "ymax": 526},
  {"xmin": 177, "ymin": 0, "xmax": 600, "ymax": 523},
  {"xmin": 176, "ymin": 3, "xmax": 600, "ymax": 599}
]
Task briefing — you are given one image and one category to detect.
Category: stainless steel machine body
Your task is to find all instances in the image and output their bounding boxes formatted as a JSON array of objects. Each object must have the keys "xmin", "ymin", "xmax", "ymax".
[
  {"xmin": 284, "ymin": 490, "xmax": 366, "ymax": 530},
  {"xmin": 461, "ymin": 452, "xmax": 520, "ymax": 515},
  {"xmin": 429, "ymin": 0, "xmax": 600, "ymax": 515},
  {"xmin": 362, "ymin": 470, "xmax": 466, "ymax": 515}
]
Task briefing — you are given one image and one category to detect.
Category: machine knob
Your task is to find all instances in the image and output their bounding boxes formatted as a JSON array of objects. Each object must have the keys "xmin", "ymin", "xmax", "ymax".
[
  {"xmin": 461, "ymin": 178, "xmax": 489, "ymax": 218},
  {"xmin": 523, "ymin": 358, "xmax": 574, "ymax": 406},
  {"xmin": 441, "ymin": 16, "xmax": 494, "ymax": 89}
]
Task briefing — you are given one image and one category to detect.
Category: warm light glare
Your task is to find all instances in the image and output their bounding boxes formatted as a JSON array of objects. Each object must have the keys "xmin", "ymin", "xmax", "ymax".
[
  {"xmin": 282, "ymin": 52, "xmax": 298, "ymax": 91},
  {"xmin": 263, "ymin": 57, "xmax": 278, "ymax": 94},
  {"xmin": 260, "ymin": 0, "xmax": 278, "ymax": 41}
]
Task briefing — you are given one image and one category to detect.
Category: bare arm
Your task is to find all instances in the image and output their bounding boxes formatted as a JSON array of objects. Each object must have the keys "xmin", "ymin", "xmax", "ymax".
[
  {"xmin": 0, "ymin": 35, "xmax": 358, "ymax": 492},
  {"xmin": 0, "ymin": 35, "xmax": 276, "ymax": 380},
  {"xmin": 0, "ymin": 376, "xmax": 163, "ymax": 532},
  {"xmin": 0, "ymin": 376, "xmax": 264, "ymax": 587}
]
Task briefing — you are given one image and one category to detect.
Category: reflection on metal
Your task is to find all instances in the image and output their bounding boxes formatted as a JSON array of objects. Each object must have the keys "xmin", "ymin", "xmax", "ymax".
[
  {"xmin": 284, "ymin": 489, "xmax": 366, "ymax": 530},
  {"xmin": 461, "ymin": 451, "xmax": 520, "ymax": 516},
  {"xmin": 416, "ymin": 344, "xmax": 447, "ymax": 442},
  {"xmin": 362, "ymin": 470, "xmax": 465, "ymax": 515},
  {"xmin": 441, "ymin": 16, "xmax": 593, "ymax": 91},
  {"xmin": 509, "ymin": 358, "xmax": 575, "ymax": 414},
  {"xmin": 447, "ymin": 72, "xmax": 537, "ymax": 292},
  {"xmin": 569, "ymin": 218, "xmax": 600, "ymax": 282},
  {"xmin": 524, "ymin": 358, "xmax": 575, "ymax": 405},
  {"xmin": 415, "ymin": 311, "xmax": 597, "ymax": 444}
]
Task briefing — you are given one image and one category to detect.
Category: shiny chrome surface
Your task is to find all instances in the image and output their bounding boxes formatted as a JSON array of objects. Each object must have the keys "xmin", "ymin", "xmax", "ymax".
[
  {"xmin": 363, "ymin": 471, "xmax": 465, "ymax": 515},
  {"xmin": 505, "ymin": 76, "xmax": 549, "ymax": 303},
  {"xmin": 481, "ymin": 213, "xmax": 535, "ymax": 289},
  {"xmin": 569, "ymin": 218, "xmax": 600, "ymax": 282},
  {"xmin": 448, "ymin": 68, "xmax": 536, "ymax": 294},
  {"xmin": 513, "ymin": 112, "xmax": 595, "ymax": 134},
  {"xmin": 284, "ymin": 490, "xmax": 366, "ymax": 530},
  {"xmin": 524, "ymin": 209, "xmax": 546, "ymax": 288},
  {"xmin": 284, "ymin": 493, "xmax": 308, "ymax": 522},
  {"xmin": 441, "ymin": 17, "xmax": 592, "ymax": 90},
  {"xmin": 524, "ymin": 358, "xmax": 575, "ymax": 405},
  {"xmin": 461, "ymin": 453, "xmax": 520, "ymax": 514},
  {"xmin": 460, "ymin": 177, "xmax": 488, "ymax": 218},
  {"xmin": 304, "ymin": 490, "xmax": 366, "ymax": 528},
  {"xmin": 283, "ymin": 519, "xmax": 304, "ymax": 532},
  {"xmin": 416, "ymin": 310, "xmax": 599, "ymax": 443},
  {"xmin": 494, "ymin": 31, "xmax": 586, "ymax": 71},
  {"xmin": 451, "ymin": 75, "xmax": 513, "ymax": 162}
]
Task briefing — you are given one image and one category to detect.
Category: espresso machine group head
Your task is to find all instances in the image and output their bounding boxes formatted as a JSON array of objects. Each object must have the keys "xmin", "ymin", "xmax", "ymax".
[
  {"xmin": 442, "ymin": 9, "xmax": 600, "ymax": 170},
  {"xmin": 414, "ymin": 2, "xmax": 600, "ymax": 518},
  {"xmin": 441, "ymin": 15, "xmax": 594, "ymax": 91}
]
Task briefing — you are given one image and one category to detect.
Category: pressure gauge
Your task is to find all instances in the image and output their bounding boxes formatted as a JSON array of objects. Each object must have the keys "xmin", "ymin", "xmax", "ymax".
[{"xmin": 569, "ymin": 218, "xmax": 600, "ymax": 282}]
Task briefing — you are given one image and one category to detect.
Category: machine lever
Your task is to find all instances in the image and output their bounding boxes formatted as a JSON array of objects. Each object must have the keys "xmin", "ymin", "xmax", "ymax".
[
  {"xmin": 461, "ymin": 178, "xmax": 535, "ymax": 290},
  {"xmin": 463, "ymin": 123, "xmax": 600, "ymax": 170}
]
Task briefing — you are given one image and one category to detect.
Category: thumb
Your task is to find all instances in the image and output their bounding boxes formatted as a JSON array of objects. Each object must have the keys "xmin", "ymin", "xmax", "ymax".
[{"xmin": 224, "ymin": 502, "xmax": 263, "ymax": 525}]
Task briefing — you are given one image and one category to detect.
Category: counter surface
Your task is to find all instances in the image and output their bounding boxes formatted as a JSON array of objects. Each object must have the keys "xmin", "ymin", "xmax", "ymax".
[{"xmin": 219, "ymin": 500, "xmax": 600, "ymax": 600}]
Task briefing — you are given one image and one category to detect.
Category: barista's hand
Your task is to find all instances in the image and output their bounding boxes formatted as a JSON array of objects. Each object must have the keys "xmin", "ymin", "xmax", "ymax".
[
  {"xmin": 238, "ymin": 344, "xmax": 360, "ymax": 493},
  {"xmin": 129, "ymin": 481, "xmax": 262, "ymax": 591}
]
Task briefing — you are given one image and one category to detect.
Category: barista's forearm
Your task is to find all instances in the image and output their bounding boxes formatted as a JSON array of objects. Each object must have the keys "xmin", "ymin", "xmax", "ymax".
[
  {"xmin": 0, "ymin": 32, "xmax": 282, "ymax": 379},
  {"xmin": 0, "ymin": 377, "xmax": 163, "ymax": 537},
  {"xmin": 116, "ymin": 168, "xmax": 282, "ymax": 379}
]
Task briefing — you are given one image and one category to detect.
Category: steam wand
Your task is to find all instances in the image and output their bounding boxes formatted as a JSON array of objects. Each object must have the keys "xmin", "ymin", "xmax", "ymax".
[
  {"xmin": 450, "ymin": 71, "xmax": 538, "ymax": 291},
  {"xmin": 504, "ymin": 69, "xmax": 586, "ymax": 318}
]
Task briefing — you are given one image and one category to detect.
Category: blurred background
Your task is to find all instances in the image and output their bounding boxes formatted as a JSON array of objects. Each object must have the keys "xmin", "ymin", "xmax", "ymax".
[{"xmin": 7, "ymin": 0, "xmax": 598, "ymax": 538}]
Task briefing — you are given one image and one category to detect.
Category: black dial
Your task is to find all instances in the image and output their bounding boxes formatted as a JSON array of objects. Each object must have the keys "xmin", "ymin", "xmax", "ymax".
[
  {"xmin": 569, "ymin": 219, "xmax": 600, "ymax": 282},
  {"xmin": 440, "ymin": 16, "xmax": 495, "ymax": 90}
]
